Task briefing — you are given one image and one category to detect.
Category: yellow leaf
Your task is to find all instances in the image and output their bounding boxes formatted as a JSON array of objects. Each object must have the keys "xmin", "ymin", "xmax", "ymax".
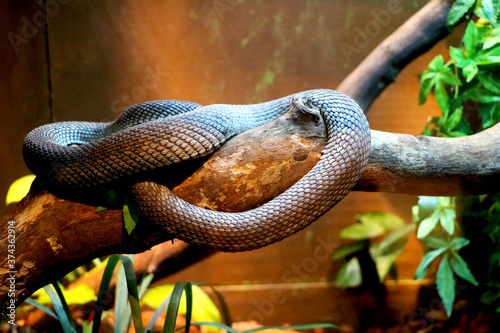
[{"xmin": 5, "ymin": 175, "xmax": 36, "ymax": 205}]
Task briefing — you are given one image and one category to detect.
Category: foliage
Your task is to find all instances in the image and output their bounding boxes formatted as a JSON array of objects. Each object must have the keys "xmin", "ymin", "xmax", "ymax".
[
  {"xmin": 334, "ymin": 212, "xmax": 415, "ymax": 288},
  {"xmin": 5, "ymin": 174, "xmax": 35, "ymax": 205},
  {"xmin": 414, "ymin": 0, "xmax": 500, "ymax": 318},
  {"xmin": 19, "ymin": 254, "xmax": 339, "ymax": 332}
]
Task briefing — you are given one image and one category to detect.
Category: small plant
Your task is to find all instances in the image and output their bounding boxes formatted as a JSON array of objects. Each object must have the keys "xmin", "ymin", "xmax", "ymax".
[{"xmin": 333, "ymin": 212, "xmax": 415, "ymax": 288}]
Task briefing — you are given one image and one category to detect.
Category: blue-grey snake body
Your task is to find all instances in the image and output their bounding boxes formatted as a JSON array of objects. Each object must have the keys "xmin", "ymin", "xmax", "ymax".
[{"xmin": 23, "ymin": 89, "xmax": 370, "ymax": 251}]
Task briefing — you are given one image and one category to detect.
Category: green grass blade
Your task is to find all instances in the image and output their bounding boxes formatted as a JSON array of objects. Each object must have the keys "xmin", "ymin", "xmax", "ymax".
[
  {"xmin": 43, "ymin": 285, "xmax": 76, "ymax": 333},
  {"xmin": 120, "ymin": 255, "xmax": 144, "ymax": 333},
  {"xmin": 194, "ymin": 283, "xmax": 232, "ymax": 327},
  {"xmin": 163, "ymin": 281, "xmax": 191, "ymax": 333},
  {"xmin": 92, "ymin": 255, "xmax": 120, "ymax": 333},
  {"xmin": 24, "ymin": 297, "xmax": 58, "ymax": 320},
  {"xmin": 114, "ymin": 263, "xmax": 130, "ymax": 332},
  {"xmin": 145, "ymin": 294, "xmax": 171, "ymax": 332},
  {"xmin": 184, "ymin": 322, "xmax": 237, "ymax": 333},
  {"xmin": 52, "ymin": 282, "xmax": 77, "ymax": 329},
  {"xmin": 241, "ymin": 323, "xmax": 339, "ymax": 333}
]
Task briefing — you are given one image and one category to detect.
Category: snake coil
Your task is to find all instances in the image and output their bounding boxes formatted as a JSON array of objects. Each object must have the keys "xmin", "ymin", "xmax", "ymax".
[{"xmin": 23, "ymin": 89, "xmax": 370, "ymax": 251}]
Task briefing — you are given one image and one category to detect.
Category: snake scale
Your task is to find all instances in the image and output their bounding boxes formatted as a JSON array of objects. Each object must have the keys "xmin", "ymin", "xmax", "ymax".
[{"xmin": 23, "ymin": 89, "xmax": 370, "ymax": 252}]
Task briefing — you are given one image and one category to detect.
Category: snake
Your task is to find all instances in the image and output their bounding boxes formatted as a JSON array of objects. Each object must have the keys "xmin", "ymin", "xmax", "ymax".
[{"xmin": 23, "ymin": 89, "xmax": 370, "ymax": 252}]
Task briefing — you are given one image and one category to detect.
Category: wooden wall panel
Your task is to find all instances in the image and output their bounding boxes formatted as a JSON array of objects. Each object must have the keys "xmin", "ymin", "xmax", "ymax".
[{"xmin": 0, "ymin": 1, "xmax": 50, "ymax": 213}]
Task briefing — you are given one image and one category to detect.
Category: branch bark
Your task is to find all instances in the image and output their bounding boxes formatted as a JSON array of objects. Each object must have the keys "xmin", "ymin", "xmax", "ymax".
[{"xmin": 0, "ymin": 0, "xmax": 463, "ymax": 318}]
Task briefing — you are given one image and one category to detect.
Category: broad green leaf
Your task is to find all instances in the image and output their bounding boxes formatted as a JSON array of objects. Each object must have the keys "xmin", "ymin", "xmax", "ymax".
[
  {"xmin": 374, "ymin": 250, "xmax": 403, "ymax": 282},
  {"xmin": 335, "ymin": 257, "xmax": 362, "ymax": 288},
  {"xmin": 96, "ymin": 206, "xmax": 107, "ymax": 213},
  {"xmin": 378, "ymin": 224, "xmax": 416, "ymax": 255},
  {"xmin": 450, "ymin": 251, "xmax": 479, "ymax": 286},
  {"xmin": 332, "ymin": 241, "xmax": 366, "ymax": 260},
  {"xmin": 434, "ymin": 80, "xmax": 449, "ymax": 113},
  {"xmin": 43, "ymin": 284, "xmax": 77, "ymax": 333},
  {"xmin": 463, "ymin": 21, "xmax": 479, "ymax": 57},
  {"xmin": 463, "ymin": 62, "xmax": 479, "ymax": 82},
  {"xmin": 5, "ymin": 174, "xmax": 36, "ymax": 205},
  {"xmin": 447, "ymin": 0, "xmax": 476, "ymax": 26},
  {"xmin": 34, "ymin": 284, "xmax": 97, "ymax": 306},
  {"xmin": 481, "ymin": 102, "xmax": 500, "ymax": 129},
  {"xmin": 436, "ymin": 254, "xmax": 455, "ymax": 317},
  {"xmin": 481, "ymin": 0, "xmax": 498, "ymax": 25},
  {"xmin": 339, "ymin": 221, "xmax": 385, "ymax": 240},
  {"xmin": 413, "ymin": 196, "xmax": 439, "ymax": 221},
  {"xmin": 123, "ymin": 202, "xmax": 140, "ymax": 235},
  {"xmin": 450, "ymin": 237, "xmax": 470, "ymax": 250},
  {"xmin": 450, "ymin": 46, "xmax": 470, "ymax": 68},
  {"xmin": 417, "ymin": 210, "xmax": 440, "ymax": 239},
  {"xmin": 439, "ymin": 208, "xmax": 456, "ymax": 235},
  {"xmin": 446, "ymin": 107, "xmax": 463, "ymax": 133},
  {"xmin": 142, "ymin": 284, "xmax": 221, "ymax": 327},
  {"xmin": 358, "ymin": 212, "xmax": 405, "ymax": 232},
  {"xmin": 479, "ymin": 27, "xmax": 500, "ymax": 49},
  {"xmin": 429, "ymin": 54, "xmax": 446, "ymax": 70},
  {"xmin": 423, "ymin": 236, "xmax": 450, "ymax": 249},
  {"xmin": 414, "ymin": 247, "xmax": 447, "ymax": 279},
  {"xmin": 419, "ymin": 73, "xmax": 435, "ymax": 105},
  {"xmin": 480, "ymin": 289, "xmax": 500, "ymax": 304},
  {"xmin": 476, "ymin": 73, "xmax": 500, "ymax": 93}
]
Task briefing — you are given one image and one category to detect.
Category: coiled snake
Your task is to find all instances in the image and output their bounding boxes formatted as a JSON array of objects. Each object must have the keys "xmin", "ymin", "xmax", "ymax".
[{"xmin": 23, "ymin": 89, "xmax": 370, "ymax": 252}]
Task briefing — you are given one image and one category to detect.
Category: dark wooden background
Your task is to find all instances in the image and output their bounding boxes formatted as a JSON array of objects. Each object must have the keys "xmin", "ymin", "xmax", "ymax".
[{"xmin": 1, "ymin": 0, "xmax": 447, "ymax": 330}]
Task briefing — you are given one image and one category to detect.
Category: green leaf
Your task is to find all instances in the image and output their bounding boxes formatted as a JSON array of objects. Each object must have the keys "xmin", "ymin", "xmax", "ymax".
[
  {"xmin": 447, "ymin": 0, "xmax": 476, "ymax": 26},
  {"xmin": 450, "ymin": 251, "xmax": 479, "ymax": 286},
  {"xmin": 120, "ymin": 255, "xmax": 144, "ymax": 333},
  {"xmin": 358, "ymin": 212, "xmax": 405, "ymax": 231},
  {"xmin": 378, "ymin": 224, "xmax": 416, "ymax": 255},
  {"xmin": 43, "ymin": 285, "xmax": 77, "ymax": 333},
  {"xmin": 163, "ymin": 281, "xmax": 193, "ymax": 333},
  {"xmin": 142, "ymin": 284, "xmax": 221, "ymax": 330},
  {"xmin": 479, "ymin": 27, "xmax": 500, "ymax": 49},
  {"xmin": 335, "ymin": 257, "xmax": 362, "ymax": 288},
  {"xmin": 480, "ymin": 289, "xmax": 500, "ymax": 304},
  {"xmin": 419, "ymin": 73, "xmax": 435, "ymax": 105},
  {"xmin": 417, "ymin": 210, "xmax": 440, "ymax": 239},
  {"xmin": 332, "ymin": 241, "xmax": 366, "ymax": 260},
  {"xmin": 339, "ymin": 221, "xmax": 385, "ymax": 240},
  {"xmin": 34, "ymin": 284, "xmax": 97, "ymax": 306},
  {"xmin": 5, "ymin": 174, "xmax": 36, "ymax": 205},
  {"xmin": 92, "ymin": 255, "xmax": 120, "ymax": 333},
  {"xmin": 481, "ymin": 0, "xmax": 498, "ymax": 25},
  {"xmin": 423, "ymin": 236, "xmax": 450, "ymax": 249},
  {"xmin": 434, "ymin": 80, "xmax": 449, "ymax": 113},
  {"xmin": 463, "ymin": 62, "xmax": 479, "ymax": 82},
  {"xmin": 96, "ymin": 206, "xmax": 107, "ymax": 213},
  {"xmin": 414, "ymin": 247, "xmax": 447, "ymax": 280},
  {"xmin": 477, "ymin": 73, "xmax": 500, "ymax": 93},
  {"xmin": 450, "ymin": 46, "xmax": 471, "ymax": 68},
  {"xmin": 445, "ymin": 106, "xmax": 464, "ymax": 133},
  {"xmin": 439, "ymin": 208, "xmax": 456, "ymax": 235},
  {"xmin": 449, "ymin": 237, "xmax": 470, "ymax": 250},
  {"xmin": 436, "ymin": 253, "xmax": 455, "ymax": 317},
  {"xmin": 463, "ymin": 21, "xmax": 479, "ymax": 57},
  {"xmin": 123, "ymin": 199, "xmax": 141, "ymax": 235}
]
